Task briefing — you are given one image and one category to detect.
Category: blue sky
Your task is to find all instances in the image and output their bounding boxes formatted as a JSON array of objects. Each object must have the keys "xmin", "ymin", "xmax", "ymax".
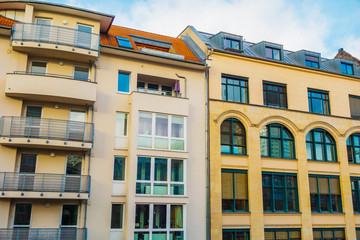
[{"xmin": 42, "ymin": 0, "xmax": 360, "ymax": 58}]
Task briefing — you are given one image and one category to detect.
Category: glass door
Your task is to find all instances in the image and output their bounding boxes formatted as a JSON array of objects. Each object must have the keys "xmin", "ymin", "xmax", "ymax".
[
  {"xmin": 13, "ymin": 203, "xmax": 32, "ymax": 239},
  {"xmin": 64, "ymin": 156, "xmax": 82, "ymax": 192},
  {"xmin": 24, "ymin": 106, "xmax": 42, "ymax": 138},
  {"xmin": 76, "ymin": 24, "xmax": 92, "ymax": 49},
  {"xmin": 68, "ymin": 110, "xmax": 86, "ymax": 141},
  {"xmin": 18, "ymin": 154, "xmax": 37, "ymax": 191},
  {"xmin": 60, "ymin": 205, "xmax": 78, "ymax": 239},
  {"xmin": 35, "ymin": 18, "xmax": 51, "ymax": 42}
]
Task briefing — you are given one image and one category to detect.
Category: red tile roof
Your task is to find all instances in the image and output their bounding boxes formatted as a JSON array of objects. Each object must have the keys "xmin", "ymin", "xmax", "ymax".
[
  {"xmin": 0, "ymin": 15, "xmax": 15, "ymax": 28},
  {"xmin": 335, "ymin": 48, "xmax": 360, "ymax": 66},
  {"xmin": 101, "ymin": 25, "xmax": 200, "ymax": 62}
]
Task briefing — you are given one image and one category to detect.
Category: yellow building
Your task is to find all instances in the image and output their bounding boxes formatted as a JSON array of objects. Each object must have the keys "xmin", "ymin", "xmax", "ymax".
[
  {"xmin": 0, "ymin": 1, "xmax": 206, "ymax": 240},
  {"xmin": 179, "ymin": 26, "xmax": 360, "ymax": 239}
]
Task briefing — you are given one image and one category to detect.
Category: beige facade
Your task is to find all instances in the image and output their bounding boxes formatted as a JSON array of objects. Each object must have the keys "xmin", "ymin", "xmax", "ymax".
[{"xmin": 0, "ymin": 2, "xmax": 206, "ymax": 240}]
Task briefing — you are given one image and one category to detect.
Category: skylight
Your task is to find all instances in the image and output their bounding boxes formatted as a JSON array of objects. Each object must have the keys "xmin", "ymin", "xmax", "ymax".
[{"xmin": 116, "ymin": 36, "xmax": 132, "ymax": 48}]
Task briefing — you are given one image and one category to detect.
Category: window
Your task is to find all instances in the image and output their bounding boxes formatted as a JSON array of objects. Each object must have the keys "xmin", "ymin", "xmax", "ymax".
[
  {"xmin": 223, "ymin": 229, "xmax": 250, "ymax": 240},
  {"xmin": 305, "ymin": 55, "xmax": 320, "ymax": 68},
  {"xmin": 221, "ymin": 170, "xmax": 248, "ymax": 212},
  {"xmin": 262, "ymin": 172, "xmax": 298, "ymax": 212},
  {"xmin": 13, "ymin": 203, "xmax": 32, "ymax": 227},
  {"xmin": 116, "ymin": 36, "xmax": 132, "ymax": 48},
  {"xmin": 111, "ymin": 204, "xmax": 124, "ymax": 229},
  {"xmin": 308, "ymin": 89, "xmax": 330, "ymax": 115},
  {"xmin": 61, "ymin": 204, "xmax": 78, "ymax": 226},
  {"xmin": 264, "ymin": 229, "xmax": 301, "ymax": 240},
  {"xmin": 309, "ymin": 175, "xmax": 342, "ymax": 213},
  {"xmin": 306, "ymin": 129, "xmax": 337, "ymax": 162},
  {"xmin": 138, "ymin": 112, "xmax": 186, "ymax": 151},
  {"xmin": 224, "ymin": 38, "xmax": 241, "ymax": 50},
  {"xmin": 260, "ymin": 124, "xmax": 295, "ymax": 159},
  {"xmin": 347, "ymin": 133, "xmax": 360, "ymax": 163},
  {"xmin": 30, "ymin": 61, "xmax": 47, "ymax": 75},
  {"xmin": 73, "ymin": 66, "xmax": 89, "ymax": 81},
  {"xmin": 134, "ymin": 204, "xmax": 184, "ymax": 240},
  {"xmin": 115, "ymin": 113, "xmax": 128, "ymax": 137},
  {"xmin": 113, "ymin": 157, "xmax": 125, "ymax": 181},
  {"xmin": 221, "ymin": 119, "xmax": 246, "ymax": 155},
  {"xmin": 136, "ymin": 157, "xmax": 185, "ymax": 196},
  {"xmin": 118, "ymin": 72, "xmax": 130, "ymax": 93},
  {"xmin": 137, "ymin": 81, "xmax": 174, "ymax": 96},
  {"xmin": 76, "ymin": 24, "xmax": 92, "ymax": 49},
  {"xmin": 351, "ymin": 177, "xmax": 360, "ymax": 212},
  {"xmin": 357, "ymin": 228, "xmax": 360, "ymax": 239},
  {"xmin": 263, "ymin": 82, "xmax": 287, "ymax": 109},
  {"xmin": 265, "ymin": 47, "xmax": 281, "ymax": 60},
  {"xmin": 313, "ymin": 228, "xmax": 345, "ymax": 240},
  {"xmin": 341, "ymin": 62, "xmax": 354, "ymax": 75},
  {"xmin": 221, "ymin": 75, "xmax": 248, "ymax": 103},
  {"xmin": 349, "ymin": 95, "xmax": 360, "ymax": 119}
]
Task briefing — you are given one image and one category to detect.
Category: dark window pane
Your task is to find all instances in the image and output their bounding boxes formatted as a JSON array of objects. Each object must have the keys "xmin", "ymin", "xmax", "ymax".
[
  {"xmin": 153, "ymin": 205, "xmax": 166, "ymax": 229},
  {"xmin": 14, "ymin": 204, "xmax": 32, "ymax": 226},
  {"xmin": 114, "ymin": 157, "xmax": 125, "ymax": 180},
  {"xmin": 135, "ymin": 205, "xmax": 149, "ymax": 229},
  {"xmin": 111, "ymin": 204, "xmax": 123, "ymax": 229},
  {"xmin": 154, "ymin": 158, "xmax": 167, "ymax": 181},
  {"xmin": 137, "ymin": 157, "xmax": 151, "ymax": 180},
  {"xmin": 61, "ymin": 205, "xmax": 78, "ymax": 226}
]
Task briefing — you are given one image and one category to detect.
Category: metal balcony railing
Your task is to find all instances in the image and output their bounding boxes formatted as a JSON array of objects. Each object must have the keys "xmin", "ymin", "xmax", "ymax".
[
  {"xmin": 137, "ymin": 87, "xmax": 182, "ymax": 97},
  {"xmin": 0, "ymin": 172, "xmax": 90, "ymax": 196},
  {"xmin": 0, "ymin": 116, "xmax": 94, "ymax": 144},
  {"xmin": 12, "ymin": 22, "xmax": 100, "ymax": 52},
  {"xmin": 11, "ymin": 71, "xmax": 92, "ymax": 82},
  {"xmin": 0, "ymin": 228, "xmax": 87, "ymax": 240}
]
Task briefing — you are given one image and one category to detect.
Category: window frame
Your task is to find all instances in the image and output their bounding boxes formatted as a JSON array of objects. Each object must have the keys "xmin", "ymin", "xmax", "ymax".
[
  {"xmin": 137, "ymin": 112, "xmax": 187, "ymax": 151},
  {"xmin": 312, "ymin": 228, "xmax": 345, "ymax": 240},
  {"xmin": 110, "ymin": 203, "xmax": 124, "ymax": 230},
  {"xmin": 308, "ymin": 89, "xmax": 330, "ymax": 115},
  {"xmin": 224, "ymin": 38, "xmax": 241, "ymax": 50},
  {"xmin": 115, "ymin": 112, "xmax": 128, "ymax": 137},
  {"xmin": 73, "ymin": 65, "xmax": 90, "ymax": 81},
  {"xmin": 30, "ymin": 60, "xmax": 47, "ymax": 75},
  {"xmin": 136, "ymin": 157, "xmax": 186, "ymax": 196},
  {"xmin": 113, "ymin": 156, "xmax": 126, "ymax": 181},
  {"xmin": 134, "ymin": 204, "xmax": 185, "ymax": 239},
  {"xmin": 265, "ymin": 46, "xmax": 281, "ymax": 61},
  {"xmin": 264, "ymin": 228, "xmax": 301, "ymax": 240},
  {"xmin": 221, "ymin": 169, "xmax": 249, "ymax": 213},
  {"xmin": 341, "ymin": 62, "xmax": 354, "ymax": 75},
  {"xmin": 12, "ymin": 203, "xmax": 33, "ymax": 227},
  {"xmin": 117, "ymin": 71, "xmax": 130, "ymax": 94},
  {"xmin": 309, "ymin": 175, "xmax": 342, "ymax": 213},
  {"xmin": 262, "ymin": 172, "xmax": 299, "ymax": 213},
  {"xmin": 347, "ymin": 133, "xmax": 360, "ymax": 164},
  {"xmin": 116, "ymin": 36, "xmax": 133, "ymax": 48},
  {"xmin": 220, "ymin": 118, "xmax": 246, "ymax": 155},
  {"xmin": 351, "ymin": 177, "xmax": 360, "ymax": 213},
  {"xmin": 349, "ymin": 95, "xmax": 360, "ymax": 119},
  {"xmin": 306, "ymin": 128, "xmax": 337, "ymax": 162},
  {"xmin": 60, "ymin": 204, "xmax": 79, "ymax": 228},
  {"xmin": 222, "ymin": 229, "xmax": 250, "ymax": 240},
  {"xmin": 263, "ymin": 81, "xmax": 288, "ymax": 109},
  {"xmin": 260, "ymin": 123, "xmax": 296, "ymax": 159},
  {"xmin": 305, "ymin": 54, "xmax": 320, "ymax": 68},
  {"xmin": 221, "ymin": 74, "xmax": 249, "ymax": 104}
]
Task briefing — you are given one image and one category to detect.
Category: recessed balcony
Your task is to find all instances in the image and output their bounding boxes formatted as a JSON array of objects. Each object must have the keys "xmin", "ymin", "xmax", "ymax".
[
  {"xmin": 0, "ymin": 116, "xmax": 93, "ymax": 150},
  {"xmin": 0, "ymin": 172, "xmax": 90, "ymax": 199},
  {"xmin": 5, "ymin": 72, "xmax": 97, "ymax": 105},
  {"xmin": 0, "ymin": 228, "xmax": 86, "ymax": 240},
  {"xmin": 11, "ymin": 23, "xmax": 99, "ymax": 61}
]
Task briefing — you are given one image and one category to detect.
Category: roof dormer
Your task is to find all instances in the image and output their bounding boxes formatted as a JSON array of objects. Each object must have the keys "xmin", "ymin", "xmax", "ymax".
[{"xmin": 250, "ymin": 41, "xmax": 284, "ymax": 61}]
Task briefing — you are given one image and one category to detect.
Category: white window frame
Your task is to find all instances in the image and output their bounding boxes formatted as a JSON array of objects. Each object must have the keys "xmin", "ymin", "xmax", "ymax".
[
  {"xmin": 115, "ymin": 112, "xmax": 128, "ymax": 137},
  {"xmin": 12, "ymin": 202, "xmax": 33, "ymax": 228},
  {"xmin": 30, "ymin": 60, "xmax": 48, "ymax": 74},
  {"xmin": 60, "ymin": 204, "xmax": 79, "ymax": 228},
  {"xmin": 16, "ymin": 152, "xmax": 38, "ymax": 173},
  {"xmin": 110, "ymin": 203, "xmax": 125, "ymax": 230},
  {"xmin": 138, "ymin": 112, "xmax": 187, "ymax": 151},
  {"xmin": 134, "ymin": 204, "xmax": 186, "ymax": 240},
  {"xmin": 136, "ymin": 157, "xmax": 186, "ymax": 196},
  {"xmin": 64, "ymin": 155, "xmax": 84, "ymax": 175},
  {"xmin": 69, "ymin": 109, "xmax": 87, "ymax": 122},
  {"xmin": 73, "ymin": 65, "xmax": 90, "ymax": 81},
  {"xmin": 113, "ymin": 156, "xmax": 126, "ymax": 182}
]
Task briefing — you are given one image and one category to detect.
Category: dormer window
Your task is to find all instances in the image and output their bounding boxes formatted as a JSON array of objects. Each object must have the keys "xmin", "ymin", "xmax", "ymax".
[
  {"xmin": 305, "ymin": 55, "xmax": 320, "ymax": 68},
  {"xmin": 116, "ymin": 36, "xmax": 132, "ymax": 48},
  {"xmin": 341, "ymin": 62, "xmax": 354, "ymax": 75},
  {"xmin": 265, "ymin": 47, "xmax": 281, "ymax": 60},
  {"xmin": 224, "ymin": 38, "xmax": 241, "ymax": 50}
]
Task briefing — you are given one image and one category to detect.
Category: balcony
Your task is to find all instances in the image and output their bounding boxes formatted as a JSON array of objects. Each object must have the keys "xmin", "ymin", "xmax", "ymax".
[
  {"xmin": 0, "ymin": 117, "xmax": 93, "ymax": 150},
  {"xmin": 0, "ymin": 228, "xmax": 86, "ymax": 240},
  {"xmin": 11, "ymin": 23, "xmax": 99, "ymax": 61},
  {"xmin": 5, "ymin": 72, "xmax": 97, "ymax": 105},
  {"xmin": 0, "ymin": 172, "xmax": 90, "ymax": 199}
]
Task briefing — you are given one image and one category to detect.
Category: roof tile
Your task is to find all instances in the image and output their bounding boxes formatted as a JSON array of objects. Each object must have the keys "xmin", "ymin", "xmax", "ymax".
[{"xmin": 0, "ymin": 15, "xmax": 15, "ymax": 28}]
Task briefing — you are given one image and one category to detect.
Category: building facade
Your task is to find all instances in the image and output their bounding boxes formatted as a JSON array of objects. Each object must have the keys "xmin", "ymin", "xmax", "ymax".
[
  {"xmin": 0, "ymin": 1, "xmax": 206, "ymax": 240},
  {"xmin": 179, "ymin": 26, "xmax": 360, "ymax": 239}
]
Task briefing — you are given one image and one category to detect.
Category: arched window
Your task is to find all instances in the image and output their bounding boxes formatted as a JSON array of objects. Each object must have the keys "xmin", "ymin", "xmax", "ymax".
[
  {"xmin": 260, "ymin": 124, "xmax": 295, "ymax": 159},
  {"xmin": 347, "ymin": 133, "xmax": 360, "ymax": 163},
  {"xmin": 306, "ymin": 129, "xmax": 337, "ymax": 162},
  {"xmin": 221, "ymin": 118, "xmax": 246, "ymax": 155}
]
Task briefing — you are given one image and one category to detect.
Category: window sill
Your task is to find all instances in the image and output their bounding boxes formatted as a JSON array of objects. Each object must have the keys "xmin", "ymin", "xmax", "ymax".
[
  {"xmin": 117, "ymin": 91, "xmax": 130, "ymax": 95},
  {"xmin": 221, "ymin": 153, "xmax": 248, "ymax": 157},
  {"xmin": 311, "ymin": 212, "xmax": 344, "ymax": 214},
  {"xmin": 307, "ymin": 160, "xmax": 339, "ymax": 163},
  {"xmin": 261, "ymin": 156, "xmax": 297, "ymax": 160}
]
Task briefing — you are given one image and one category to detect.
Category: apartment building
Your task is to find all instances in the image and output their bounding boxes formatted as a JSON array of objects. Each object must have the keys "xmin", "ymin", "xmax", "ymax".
[
  {"xmin": 179, "ymin": 26, "xmax": 360, "ymax": 239},
  {"xmin": 0, "ymin": 1, "xmax": 206, "ymax": 240}
]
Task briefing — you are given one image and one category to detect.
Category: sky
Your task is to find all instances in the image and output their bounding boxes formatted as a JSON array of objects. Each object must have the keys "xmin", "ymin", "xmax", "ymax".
[{"xmin": 41, "ymin": 0, "xmax": 360, "ymax": 59}]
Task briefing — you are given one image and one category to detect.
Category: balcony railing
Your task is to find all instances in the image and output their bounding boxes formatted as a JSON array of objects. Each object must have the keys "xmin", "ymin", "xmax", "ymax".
[
  {"xmin": 12, "ymin": 22, "xmax": 99, "ymax": 51},
  {"xmin": 12, "ymin": 71, "xmax": 92, "ymax": 82},
  {"xmin": 0, "ymin": 172, "xmax": 90, "ymax": 196},
  {"xmin": 0, "ymin": 228, "xmax": 86, "ymax": 240},
  {"xmin": 137, "ymin": 87, "xmax": 182, "ymax": 97},
  {"xmin": 0, "ymin": 116, "xmax": 94, "ymax": 143}
]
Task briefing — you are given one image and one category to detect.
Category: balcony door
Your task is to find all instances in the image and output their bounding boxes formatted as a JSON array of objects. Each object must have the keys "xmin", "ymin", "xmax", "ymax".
[
  {"xmin": 35, "ymin": 18, "xmax": 52, "ymax": 42},
  {"xmin": 68, "ymin": 110, "xmax": 86, "ymax": 141},
  {"xmin": 76, "ymin": 24, "xmax": 92, "ymax": 49},
  {"xmin": 64, "ymin": 155, "xmax": 82, "ymax": 192},
  {"xmin": 18, "ymin": 154, "xmax": 37, "ymax": 191},
  {"xmin": 25, "ymin": 106, "xmax": 42, "ymax": 138},
  {"xmin": 13, "ymin": 203, "xmax": 32, "ymax": 239},
  {"xmin": 60, "ymin": 204, "xmax": 78, "ymax": 239},
  {"xmin": 30, "ymin": 61, "xmax": 47, "ymax": 75}
]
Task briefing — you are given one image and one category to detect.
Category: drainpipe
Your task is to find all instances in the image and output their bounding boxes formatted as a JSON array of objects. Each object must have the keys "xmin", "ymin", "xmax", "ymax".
[
  {"xmin": 175, "ymin": 73, "xmax": 187, "ymax": 98},
  {"xmin": 205, "ymin": 48, "xmax": 214, "ymax": 240}
]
